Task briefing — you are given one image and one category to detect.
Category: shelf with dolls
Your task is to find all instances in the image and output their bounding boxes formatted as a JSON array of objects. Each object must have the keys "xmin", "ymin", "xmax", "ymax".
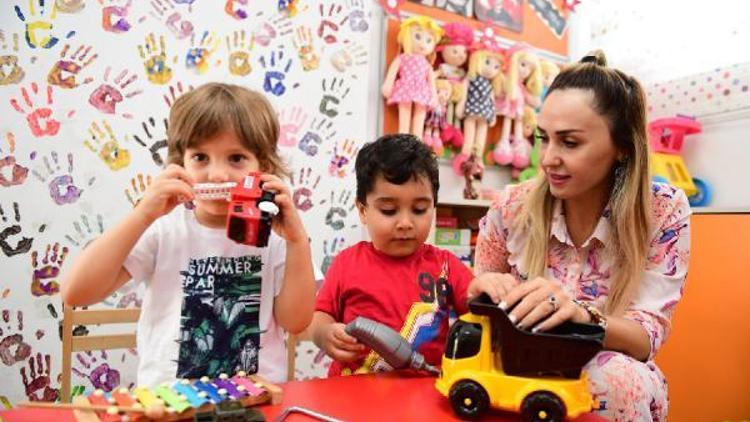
[{"xmin": 379, "ymin": 2, "xmax": 566, "ymax": 203}]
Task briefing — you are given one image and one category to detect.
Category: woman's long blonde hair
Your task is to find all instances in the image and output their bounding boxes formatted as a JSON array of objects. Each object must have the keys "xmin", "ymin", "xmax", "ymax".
[{"xmin": 515, "ymin": 51, "xmax": 652, "ymax": 315}]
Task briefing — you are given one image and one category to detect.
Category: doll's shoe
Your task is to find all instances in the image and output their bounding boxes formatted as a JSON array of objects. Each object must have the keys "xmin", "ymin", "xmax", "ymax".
[
  {"xmin": 441, "ymin": 125, "xmax": 464, "ymax": 149},
  {"xmin": 492, "ymin": 136, "xmax": 513, "ymax": 165},
  {"xmin": 452, "ymin": 153, "xmax": 470, "ymax": 176},
  {"xmin": 511, "ymin": 166, "xmax": 521, "ymax": 180},
  {"xmin": 512, "ymin": 137, "xmax": 531, "ymax": 168}
]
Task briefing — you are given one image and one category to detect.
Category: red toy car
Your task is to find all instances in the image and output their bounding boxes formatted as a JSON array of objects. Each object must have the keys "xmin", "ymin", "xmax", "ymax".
[{"xmin": 226, "ymin": 172, "xmax": 279, "ymax": 247}]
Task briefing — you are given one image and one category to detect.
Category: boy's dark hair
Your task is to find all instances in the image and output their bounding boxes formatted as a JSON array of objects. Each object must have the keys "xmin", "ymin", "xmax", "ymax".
[{"xmin": 355, "ymin": 134, "xmax": 439, "ymax": 205}]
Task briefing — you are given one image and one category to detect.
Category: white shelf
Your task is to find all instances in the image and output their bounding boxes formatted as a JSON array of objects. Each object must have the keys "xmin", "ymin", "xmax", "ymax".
[
  {"xmin": 438, "ymin": 198, "xmax": 492, "ymax": 208},
  {"xmin": 692, "ymin": 207, "xmax": 750, "ymax": 214}
]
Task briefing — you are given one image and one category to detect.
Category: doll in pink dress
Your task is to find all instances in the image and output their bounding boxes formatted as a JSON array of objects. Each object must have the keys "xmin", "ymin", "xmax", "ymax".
[
  {"xmin": 382, "ymin": 16, "xmax": 443, "ymax": 140},
  {"xmin": 492, "ymin": 43, "xmax": 542, "ymax": 169}
]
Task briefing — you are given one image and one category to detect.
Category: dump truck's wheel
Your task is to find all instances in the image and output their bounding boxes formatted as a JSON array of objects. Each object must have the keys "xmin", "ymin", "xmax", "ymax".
[
  {"xmin": 521, "ymin": 391, "xmax": 566, "ymax": 422},
  {"xmin": 449, "ymin": 380, "xmax": 489, "ymax": 419}
]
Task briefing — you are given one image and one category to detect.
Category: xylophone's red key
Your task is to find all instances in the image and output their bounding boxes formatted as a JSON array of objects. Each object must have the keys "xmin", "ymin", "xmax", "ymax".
[{"xmin": 111, "ymin": 387, "xmax": 146, "ymax": 421}]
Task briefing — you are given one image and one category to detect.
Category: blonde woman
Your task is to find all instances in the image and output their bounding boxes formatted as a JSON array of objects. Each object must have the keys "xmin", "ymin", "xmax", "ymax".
[{"xmin": 473, "ymin": 51, "xmax": 690, "ymax": 421}]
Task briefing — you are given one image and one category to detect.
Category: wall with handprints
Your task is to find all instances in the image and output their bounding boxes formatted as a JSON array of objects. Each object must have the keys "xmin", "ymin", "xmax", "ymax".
[{"xmin": 0, "ymin": 0, "xmax": 376, "ymax": 405}]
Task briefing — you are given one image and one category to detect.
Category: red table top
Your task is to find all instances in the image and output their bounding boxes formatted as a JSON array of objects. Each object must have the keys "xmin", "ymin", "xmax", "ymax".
[{"xmin": 1, "ymin": 372, "xmax": 609, "ymax": 421}]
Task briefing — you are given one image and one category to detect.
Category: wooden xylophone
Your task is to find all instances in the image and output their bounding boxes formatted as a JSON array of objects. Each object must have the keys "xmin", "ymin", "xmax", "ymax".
[{"xmin": 21, "ymin": 371, "xmax": 281, "ymax": 422}]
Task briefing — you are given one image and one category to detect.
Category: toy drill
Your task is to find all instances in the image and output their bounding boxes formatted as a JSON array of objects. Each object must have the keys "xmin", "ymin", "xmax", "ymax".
[
  {"xmin": 345, "ymin": 317, "xmax": 440, "ymax": 375},
  {"xmin": 192, "ymin": 172, "xmax": 279, "ymax": 247}
]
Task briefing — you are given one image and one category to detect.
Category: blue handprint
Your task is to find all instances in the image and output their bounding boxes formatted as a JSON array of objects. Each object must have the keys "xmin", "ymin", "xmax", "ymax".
[
  {"xmin": 260, "ymin": 49, "xmax": 295, "ymax": 97},
  {"xmin": 298, "ymin": 118, "xmax": 336, "ymax": 157}
]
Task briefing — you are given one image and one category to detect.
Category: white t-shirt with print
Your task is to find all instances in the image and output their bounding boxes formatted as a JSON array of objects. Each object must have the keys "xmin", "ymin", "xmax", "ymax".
[{"xmin": 124, "ymin": 206, "xmax": 289, "ymax": 387}]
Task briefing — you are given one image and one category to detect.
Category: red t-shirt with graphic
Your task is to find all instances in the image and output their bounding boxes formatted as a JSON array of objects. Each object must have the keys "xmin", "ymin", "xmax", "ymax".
[{"xmin": 315, "ymin": 241, "xmax": 474, "ymax": 376}]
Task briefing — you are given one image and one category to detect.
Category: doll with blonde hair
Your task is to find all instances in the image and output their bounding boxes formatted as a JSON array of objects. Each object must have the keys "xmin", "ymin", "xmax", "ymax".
[
  {"xmin": 453, "ymin": 30, "xmax": 505, "ymax": 185},
  {"xmin": 493, "ymin": 43, "xmax": 542, "ymax": 169},
  {"xmin": 382, "ymin": 16, "xmax": 444, "ymax": 140},
  {"xmin": 539, "ymin": 58, "xmax": 561, "ymax": 103},
  {"xmin": 424, "ymin": 78, "xmax": 459, "ymax": 154},
  {"xmin": 435, "ymin": 22, "xmax": 473, "ymax": 129}
]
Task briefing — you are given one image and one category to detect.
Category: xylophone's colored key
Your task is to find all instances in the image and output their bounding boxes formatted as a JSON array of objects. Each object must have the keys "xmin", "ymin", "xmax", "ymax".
[
  {"xmin": 173, "ymin": 379, "xmax": 210, "ymax": 408},
  {"xmin": 215, "ymin": 373, "xmax": 248, "ymax": 400},
  {"xmin": 111, "ymin": 387, "xmax": 146, "ymax": 422},
  {"xmin": 133, "ymin": 386, "xmax": 162, "ymax": 408},
  {"xmin": 154, "ymin": 383, "xmax": 192, "ymax": 413},
  {"xmin": 193, "ymin": 376, "xmax": 224, "ymax": 403},
  {"xmin": 230, "ymin": 375, "xmax": 266, "ymax": 396},
  {"xmin": 86, "ymin": 390, "xmax": 121, "ymax": 422}
]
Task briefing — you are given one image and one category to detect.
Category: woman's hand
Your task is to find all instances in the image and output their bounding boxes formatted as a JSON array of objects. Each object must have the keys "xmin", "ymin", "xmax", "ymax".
[
  {"xmin": 500, "ymin": 276, "xmax": 590, "ymax": 332},
  {"xmin": 135, "ymin": 164, "xmax": 194, "ymax": 223},
  {"xmin": 259, "ymin": 174, "xmax": 307, "ymax": 244},
  {"xmin": 467, "ymin": 272, "xmax": 520, "ymax": 304}
]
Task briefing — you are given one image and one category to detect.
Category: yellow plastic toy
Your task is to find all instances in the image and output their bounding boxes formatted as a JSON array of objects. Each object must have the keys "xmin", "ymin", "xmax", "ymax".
[
  {"xmin": 648, "ymin": 115, "xmax": 711, "ymax": 206},
  {"xmin": 436, "ymin": 294, "xmax": 604, "ymax": 421}
]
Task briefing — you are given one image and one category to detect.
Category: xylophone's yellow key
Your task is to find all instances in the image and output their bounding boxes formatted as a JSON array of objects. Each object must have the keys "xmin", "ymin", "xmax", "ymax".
[{"xmin": 134, "ymin": 387, "xmax": 166, "ymax": 419}]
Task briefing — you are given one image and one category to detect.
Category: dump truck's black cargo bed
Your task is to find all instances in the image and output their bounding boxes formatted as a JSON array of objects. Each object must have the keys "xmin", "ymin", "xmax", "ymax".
[{"xmin": 469, "ymin": 294, "xmax": 605, "ymax": 378}]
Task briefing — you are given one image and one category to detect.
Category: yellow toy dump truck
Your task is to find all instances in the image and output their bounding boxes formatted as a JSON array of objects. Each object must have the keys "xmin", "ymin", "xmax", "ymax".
[{"xmin": 436, "ymin": 294, "xmax": 605, "ymax": 421}]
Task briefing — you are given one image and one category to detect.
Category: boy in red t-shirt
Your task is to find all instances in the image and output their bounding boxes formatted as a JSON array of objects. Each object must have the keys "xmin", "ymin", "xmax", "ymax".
[{"xmin": 310, "ymin": 134, "xmax": 508, "ymax": 376}]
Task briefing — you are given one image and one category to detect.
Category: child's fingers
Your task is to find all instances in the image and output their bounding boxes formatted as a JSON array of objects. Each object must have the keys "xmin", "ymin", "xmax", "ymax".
[
  {"xmin": 150, "ymin": 179, "xmax": 194, "ymax": 203},
  {"xmin": 329, "ymin": 347, "xmax": 362, "ymax": 363},
  {"xmin": 259, "ymin": 174, "xmax": 291, "ymax": 195},
  {"xmin": 159, "ymin": 164, "xmax": 195, "ymax": 185},
  {"xmin": 330, "ymin": 325, "xmax": 366, "ymax": 353}
]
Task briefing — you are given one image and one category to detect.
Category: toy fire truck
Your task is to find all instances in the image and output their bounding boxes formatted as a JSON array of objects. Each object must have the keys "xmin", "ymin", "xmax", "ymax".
[{"xmin": 193, "ymin": 172, "xmax": 278, "ymax": 247}]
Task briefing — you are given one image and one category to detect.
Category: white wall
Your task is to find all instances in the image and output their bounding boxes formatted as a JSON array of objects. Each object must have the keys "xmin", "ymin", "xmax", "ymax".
[{"xmin": 568, "ymin": 0, "xmax": 750, "ymax": 208}]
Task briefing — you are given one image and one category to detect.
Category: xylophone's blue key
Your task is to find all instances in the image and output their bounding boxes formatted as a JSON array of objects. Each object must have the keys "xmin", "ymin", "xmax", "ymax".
[
  {"xmin": 173, "ymin": 379, "xmax": 210, "ymax": 408},
  {"xmin": 193, "ymin": 376, "xmax": 224, "ymax": 403}
]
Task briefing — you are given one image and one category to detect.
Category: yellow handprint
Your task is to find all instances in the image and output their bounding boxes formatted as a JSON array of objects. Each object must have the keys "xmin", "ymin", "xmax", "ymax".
[
  {"xmin": 138, "ymin": 33, "xmax": 173, "ymax": 85},
  {"xmin": 84, "ymin": 120, "xmax": 131, "ymax": 171},
  {"xmin": 225, "ymin": 30, "xmax": 254, "ymax": 77}
]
